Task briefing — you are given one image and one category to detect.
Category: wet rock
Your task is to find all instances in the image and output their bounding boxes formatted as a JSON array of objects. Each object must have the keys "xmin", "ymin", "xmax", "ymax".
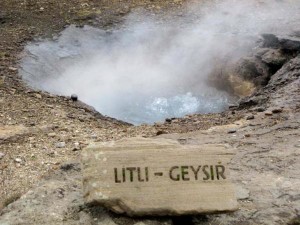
[
  {"xmin": 237, "ymin": 57, "xmax": 271, "ymax": 86},
  {"xmin": 262, "ymin": 34, "xmax": 300, "ymax": 52},
  {"xmin": 229, "ymin": 104, "xmax": 239, "ymax": 109},
  {"xmin": 71, "ymin": 94, "xmax": 78, "ymax": 101},
  {"xmin": 262, "ymin": 34, "xmax": 280, "ymax": 48},
  {"xmin": 261, "ymin": 49, "xmax": 288, "ymax": 73},
  {"xmin": 165, "ymin": 118, "xmax": 172, "ymax": 123},
  {"xmin": 278, "ymin": 36, "xmax": 300, "ymax": 52},
  {"xmin": 239, "ymin": 95, "xmax": 269, "ymax": 109}
]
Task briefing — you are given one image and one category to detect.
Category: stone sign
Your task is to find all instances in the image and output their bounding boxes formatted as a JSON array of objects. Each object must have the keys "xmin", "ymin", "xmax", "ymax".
[{"xmin": 81, "ymin": 137, "xmax": 238, "ymax": 216}]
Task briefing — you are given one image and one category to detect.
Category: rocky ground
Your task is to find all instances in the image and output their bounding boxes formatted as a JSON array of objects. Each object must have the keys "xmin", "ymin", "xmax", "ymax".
[{"xmin": 0, "ymin": 0, "xmax": 299, "ymax": 225}]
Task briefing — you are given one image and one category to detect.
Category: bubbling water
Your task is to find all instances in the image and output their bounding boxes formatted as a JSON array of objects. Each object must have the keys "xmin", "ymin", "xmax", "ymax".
[
  {"xmin": 20, "ymin": 0, "xmax": 300, "ymax": 124},
  {"xmin": 20, "ymin": 25, "xmax": 234, "ymax": 125}
]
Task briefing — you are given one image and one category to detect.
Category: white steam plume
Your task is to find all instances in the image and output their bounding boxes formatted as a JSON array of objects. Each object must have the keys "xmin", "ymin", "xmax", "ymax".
[{"xmin": 20, "ymin": 0, "xmax": 300, "ymax": 124}]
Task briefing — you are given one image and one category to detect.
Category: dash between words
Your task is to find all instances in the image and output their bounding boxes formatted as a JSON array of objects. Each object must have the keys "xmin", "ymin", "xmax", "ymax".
[{"xmin": 114, "ymin": 165, "xmax": 226, "ymax": 183}]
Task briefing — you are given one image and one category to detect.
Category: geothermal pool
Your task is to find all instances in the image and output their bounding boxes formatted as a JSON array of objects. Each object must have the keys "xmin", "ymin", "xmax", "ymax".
[
  {"xmin": 20, "ymin": 25, "xmax": 235, "ymax": 125},
  {"xmin": 20, "ymin": 1, "xmax": 297, "ymax": 124}
]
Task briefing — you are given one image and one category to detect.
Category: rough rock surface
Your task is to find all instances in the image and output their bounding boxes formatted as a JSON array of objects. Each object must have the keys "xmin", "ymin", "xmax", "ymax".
[
  {"xmin": 82, "ymin": 138, "xmax": 237, "ymax": 216},
  {"xmin": 0, "ymin": 162, "xmax": 173, "ymax": 225},
  {"xmin": 212, "ymin": 34, "xmax": 300, "ymax": 98},
  {"xmin": 1, "ymin": 109, "xmax": 299, "ymax": 224},
  {"xmin": 239, "ymin": 54, "xmax": 300, "ymax": 109}
]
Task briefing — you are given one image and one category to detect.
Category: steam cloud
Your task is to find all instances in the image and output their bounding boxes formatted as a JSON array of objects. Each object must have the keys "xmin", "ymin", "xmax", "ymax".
[{"xmin": 20, "ymin": 0, "xmax": 300, "ymax": 124}]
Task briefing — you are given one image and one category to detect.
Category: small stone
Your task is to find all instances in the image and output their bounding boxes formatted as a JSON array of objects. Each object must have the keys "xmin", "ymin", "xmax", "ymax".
[
  {"xmin": 235, "ymin": 186, "xmax": 250, "ymax": 200},
  {"xmin": 272, "ymin": 108, "xmax": 283, "ymax": 114},
  {"xmin": 156, "ymin": 130, "xmax": 167, "ymax": 136},
  {"xmin": 265, "ymin": 111, "xmax": 273, "ymax": 116},
  {"xmin": 294, "ymin": 144, "xmax": 300, "ymax": 148},
  {"xmin": 229, "ymin": 104, "xmax": 239, "ymax": 109},
  {"xmin": 71, "ymin": 94, "xmax": 78, "ymax": 101},
  {"xmin": 60, "ymin": 163, "xmax": 78, "ymax": 171},
  {"xmin": 228, "ymin": 129, "xmax": 237, "ymax": 134},
  {"xmin": 35, "ymin": 93, "xmax": 42, "ymax": 99},
  {"xmin": 256, "ymin": 107, "xmax": 266, "ymax": 112},
  {"xmin": 48, "ymin": 132, "xmax": 56, "ymax": 137},
  {"xmin": 246, "ymin": 115, "xmax": 255, "ymax": 120},
  {"xmin": 0, "ymin": 152, "xmax": 5, "ymax": 159},
  {"xmin": 28, "ymin": 137, "xmax": 35, "ymax": 141},
  {"xmin": 47, "ymin": 150, "xmax": 55, "ymax": 157},
  {"xmin": 15, "ymin": 158, "xmax": 22, "ymax": 163},
  {"xmin": 39, "ymin": 7, "xmax": 44, "ymax": 12},
  {"xmin": 245, "ymin": 134, "xmax": 251, "ymax": 138},
  {"xmin": 178, "ymin": 138, "xmax": 187, "ymax": 144},
  {"xmin": 91, "ymin": 134, "xmax": 97, "ymax": 139},
  {"xmin": 55, "ymin": 142, "xmax": 66, "ymax": 148},
  {"xmin": 165, "ymin": 118, "xmax": 172, "ymax": 123},
  {"xmin": 73, "ymin": 142, "xmax": 81, "ymax": 151},
  {"xmin": 8, "ymin": 67, "xmax": 17, "ymax": 71}
]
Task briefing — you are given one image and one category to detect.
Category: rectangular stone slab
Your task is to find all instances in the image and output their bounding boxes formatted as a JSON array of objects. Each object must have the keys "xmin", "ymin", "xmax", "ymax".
[{"xmin": 81, "ymin": 137, "xmax": 238, "ymax": 216}]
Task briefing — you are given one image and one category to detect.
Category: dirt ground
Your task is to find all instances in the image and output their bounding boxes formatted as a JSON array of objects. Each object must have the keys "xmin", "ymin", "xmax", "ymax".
[
  {"xmin": 0, "ymin": 0, "xmax": 245, "ymax": 210},
  {"xmin": 0, "ymin": 0, "xmax": 299, "ymax": 224}
]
